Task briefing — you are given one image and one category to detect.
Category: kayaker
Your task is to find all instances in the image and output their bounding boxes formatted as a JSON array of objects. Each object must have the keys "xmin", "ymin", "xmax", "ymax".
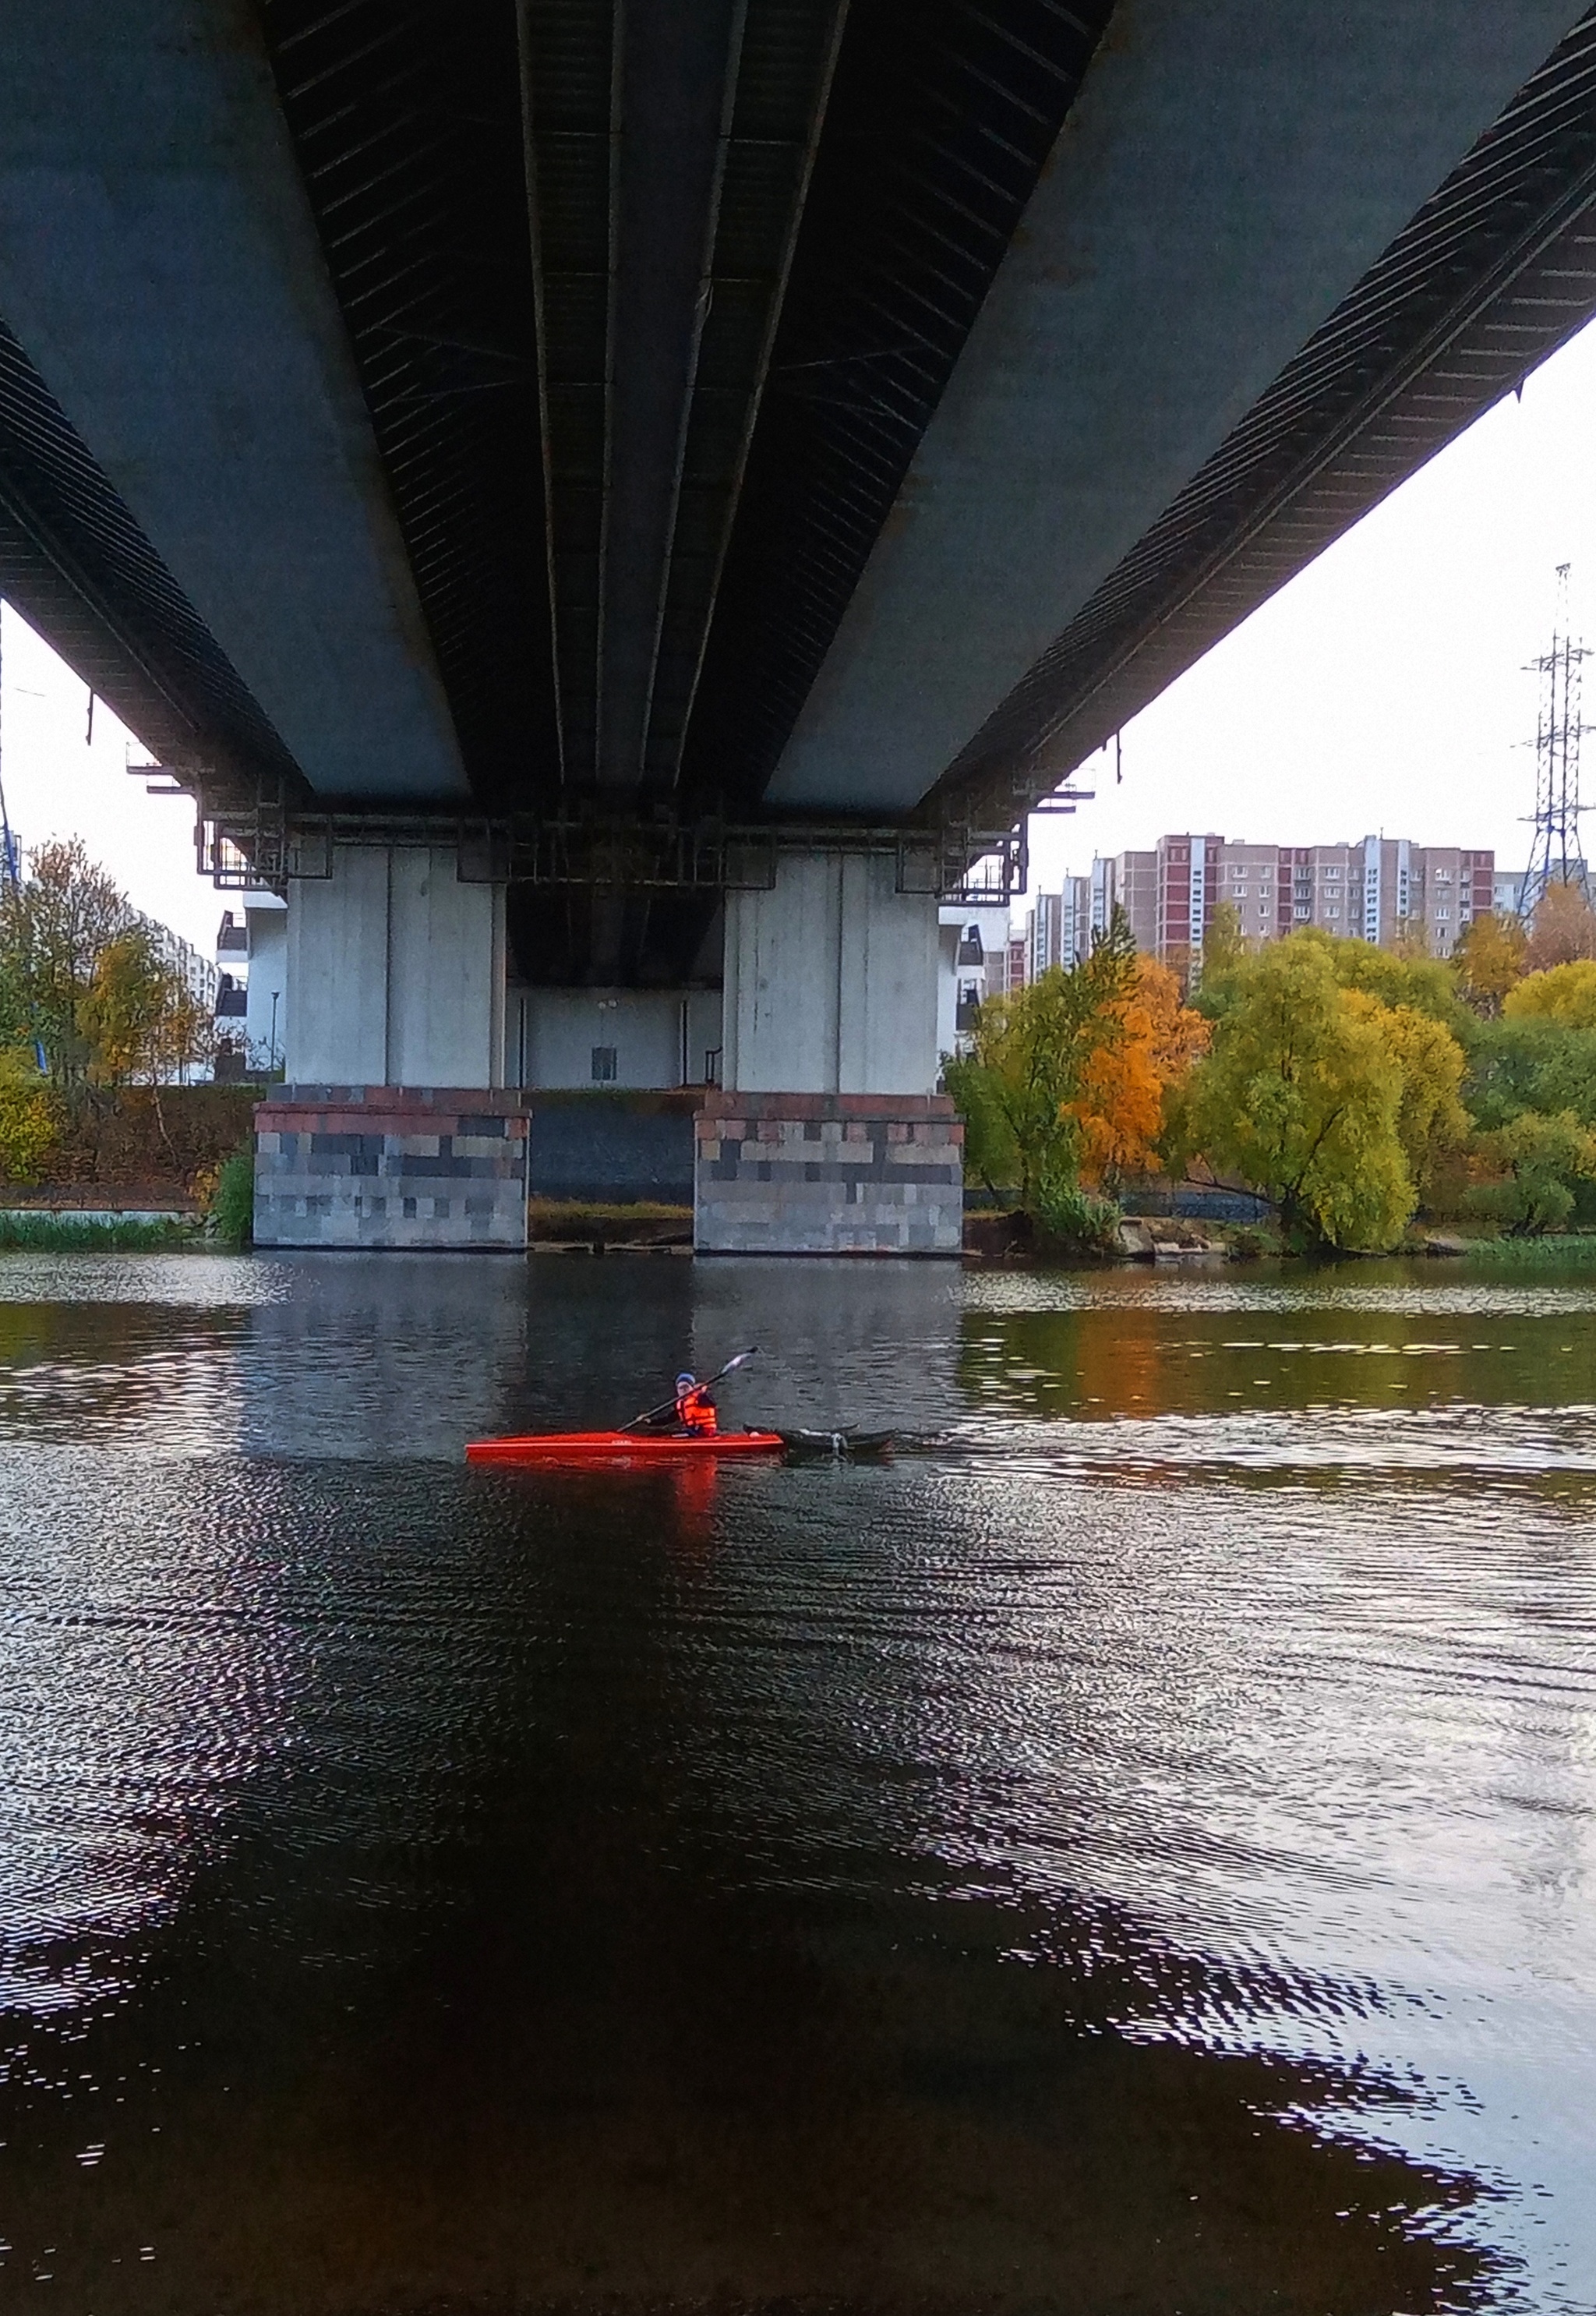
[{"xmin": 674, "ymin": 1371, "xmax": 719, "ymax": 1435}]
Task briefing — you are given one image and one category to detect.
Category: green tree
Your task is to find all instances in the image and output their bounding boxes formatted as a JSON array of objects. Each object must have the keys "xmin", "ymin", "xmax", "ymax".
[
  {"xmin": 1200, "ymin": 899, "xmax": 1245, "ymax": 978},
  {"xmin": 0, "ymin": 839, "xmax": 136, "ymax": 1080},
  {"xmin": 1466, "ymin": 1108, "xmax": 1596, "ymax": 1236},
  {"xmin": 1345, "ymin": 991, "xmax": 1469, "ymax": 1200},
  {"xmin": 1306, "ymin": 928, "xmax": 1467, "ymax": 1030},
  {"xmin": 945, "ymin": 909, "xmax": 1138, "ymax": 1218},
  {"xmin": 1181, "ymin": 939, "xmax": 1414, "ymax": 1251},
  {"xmin": 1462, "ymin": 1016, "xmax": 1596, "ymax": 1133}
]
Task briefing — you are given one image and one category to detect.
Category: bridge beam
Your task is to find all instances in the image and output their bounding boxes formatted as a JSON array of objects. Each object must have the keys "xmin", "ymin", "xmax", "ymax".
[
  {"xmin": 765, "ymin": 0, "xmax": 1587, "ymax": 815},
  {"xmin": 0, "ymin": 0, "xmax": 466, "ymax": 800}
]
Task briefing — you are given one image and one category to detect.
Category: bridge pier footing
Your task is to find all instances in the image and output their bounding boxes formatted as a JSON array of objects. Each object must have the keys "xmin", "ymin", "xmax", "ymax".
[
  {"xmin": 254, "ymin": 1086, "xmax": 530, "ymax": 1250},
  {"xmin": 695, "ymin": 1091, "xmax": 962, "ymax": 1256},
  {"xmin": 698, "ymin": 850, "xmax": 962, "ymax": 1255}
]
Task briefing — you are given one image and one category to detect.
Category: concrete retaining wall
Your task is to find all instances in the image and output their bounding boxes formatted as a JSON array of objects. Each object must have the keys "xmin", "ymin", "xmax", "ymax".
[
  {"xmin": 510, "ymin": 987, "xmax": 722, "ymax": 1091},
  {"xmin": 255, "ymin": 1086, "xmax": 528, "ymax": 1250},
  {"xmin": 695, "ymin": 1092, "xmax": 962, "ymax": 1256},
  {"xmin": 529, "ymin": 1093, "xmax": 697, "ymax": 1204}
]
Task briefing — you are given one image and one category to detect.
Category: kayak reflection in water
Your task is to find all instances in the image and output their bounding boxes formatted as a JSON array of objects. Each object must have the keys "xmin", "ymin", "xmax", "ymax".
[{"xmin": 673, "ymin": 1371, "xmax": 719, "ymax": 1435}]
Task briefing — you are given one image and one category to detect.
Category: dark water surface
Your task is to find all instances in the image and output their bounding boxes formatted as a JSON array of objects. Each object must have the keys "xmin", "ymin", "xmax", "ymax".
[{"xmin": 0, "ymin": 1251, "xmax": 1592, "ymax": 2314}]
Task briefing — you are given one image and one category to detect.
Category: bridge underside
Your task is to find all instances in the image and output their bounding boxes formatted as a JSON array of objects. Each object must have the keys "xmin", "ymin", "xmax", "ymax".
[{"xmin": 0, "ymin": 2, "xmax": 1594, "ymax": 992}]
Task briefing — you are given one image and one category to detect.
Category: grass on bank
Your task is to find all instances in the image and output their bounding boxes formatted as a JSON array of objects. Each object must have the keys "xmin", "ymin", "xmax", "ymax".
[
  {"xmin": 0, "ymin": 1211, "xmax": 196, "ymax": 1251},
  {"xmin": 1459, "ymin": 1232, "xmax": 1596, "ymax": 1269}
]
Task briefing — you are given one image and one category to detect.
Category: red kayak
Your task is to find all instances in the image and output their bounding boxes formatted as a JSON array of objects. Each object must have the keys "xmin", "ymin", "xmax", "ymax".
[{"xmin": 466, "ymin": 1428, "xmax": 786, "ymax": 1465}]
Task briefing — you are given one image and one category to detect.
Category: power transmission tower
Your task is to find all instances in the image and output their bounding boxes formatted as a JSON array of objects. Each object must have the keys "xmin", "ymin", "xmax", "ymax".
[{"xmin": 1522, "ymin": 562, "xmax": 1591, "ymax": 914}]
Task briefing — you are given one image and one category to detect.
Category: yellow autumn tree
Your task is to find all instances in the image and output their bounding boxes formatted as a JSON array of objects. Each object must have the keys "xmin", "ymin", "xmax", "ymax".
[
  {"xmin": 1453, "ymin": 910, "xmax": 1527, "ymax": 1016},
  {"xmin": 1503, "ymin": 958, "xmax": 1596, "ymax": 1032},
  {"xmin": 79, "ymin": 930, "xmax": 213, "ymax": 1086},
  {"xmin": 1182, "ymin": 940, "xmax": 1416, "ymax": 1250},
  {"xmin": 0, "ymin": 1048, "xmax": 62, "ymax": 1184},
  {"xmin": 1344, "ymin": 991, "xmax": 1469, "ymax": 1200},
  {"xmin": 1068, "ymin": 955, "xmax": 1208, "ymax": 1190}
]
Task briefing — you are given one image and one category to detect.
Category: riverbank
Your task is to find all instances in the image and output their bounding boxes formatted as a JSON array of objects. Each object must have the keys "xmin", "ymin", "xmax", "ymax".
[{"xmin": 5, "ymin": 1180, "xmax": 1595, "ymax": 1270}]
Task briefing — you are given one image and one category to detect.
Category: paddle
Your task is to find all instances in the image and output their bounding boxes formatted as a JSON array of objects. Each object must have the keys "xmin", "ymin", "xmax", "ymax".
[{"xmin": 621, "ymin": 1346, "xmax": 760, "ymax": 1433}]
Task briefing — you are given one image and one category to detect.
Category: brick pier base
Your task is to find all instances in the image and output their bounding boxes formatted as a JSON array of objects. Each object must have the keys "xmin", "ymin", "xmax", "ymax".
[
  {"xmin": 694, "ymin": 1092, "xmax": 962, "ymax": 1256},
  {"xmin": 254, "ymin": 1087, "xmax": 530, "ymax": 1250}
]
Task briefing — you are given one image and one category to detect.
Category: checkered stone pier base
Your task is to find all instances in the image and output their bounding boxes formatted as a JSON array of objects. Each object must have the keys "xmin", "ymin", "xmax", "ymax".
[
  {"xmin": 254, "ymin": 1087, "xmax": 530, "ymax": 1250},
  {"xmin": 695, "ymin": 1092, "xmax": 962, "ymax": 1256}
]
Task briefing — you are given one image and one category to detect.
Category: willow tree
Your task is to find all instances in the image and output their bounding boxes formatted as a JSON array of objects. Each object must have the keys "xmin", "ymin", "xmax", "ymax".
[{"xmin": 1181, "ymin": 939, "xmax": 1435, "ymax": 1252}]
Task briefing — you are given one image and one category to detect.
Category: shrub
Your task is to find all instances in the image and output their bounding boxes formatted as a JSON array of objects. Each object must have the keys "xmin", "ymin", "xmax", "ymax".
[
  {"xmin": 204, "ymin": 1150, "xmax": 256, "ymax": 1249},
  {"xmin": 1464, "ymin": 1108, "xmax": 1596, "ymax": 1236},
  {"xmin": 1035, "ymin": 1182, "xmax": 1122, "ymax": 1257},
  {"xmin": 0, "ymin": 1048, "xmax": 62, "ymax": 1184}
]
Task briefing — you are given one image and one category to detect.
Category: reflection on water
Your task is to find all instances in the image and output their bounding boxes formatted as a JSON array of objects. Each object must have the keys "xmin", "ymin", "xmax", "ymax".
[{"xmin": 0, "ymin": 1252, "xmax": 1591, "ymax": 2312}]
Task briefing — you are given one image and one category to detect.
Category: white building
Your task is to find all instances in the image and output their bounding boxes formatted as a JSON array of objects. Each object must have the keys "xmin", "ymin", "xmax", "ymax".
[
  {"xmin": 145, "ymin": 919, "xmax": 218, "ymax": 1013},
  {"xmin": 214, "ymin": 893, "xmax": 288, "ymax": 1076},
  {"xmin": 937, "ymin": 903, "xmax": 1010, "ymax": 1055}
]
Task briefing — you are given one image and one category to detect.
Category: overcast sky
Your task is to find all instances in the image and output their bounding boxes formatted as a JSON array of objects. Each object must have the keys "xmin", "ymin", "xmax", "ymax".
[{"xmin": 4, "ymin": 312, "xmax": 1596, "ymax": 956}]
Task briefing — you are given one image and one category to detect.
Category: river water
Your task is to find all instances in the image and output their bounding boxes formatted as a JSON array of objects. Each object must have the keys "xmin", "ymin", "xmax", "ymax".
[{"xmin": 0, "ymin": 1250, "xmax": 1592, "ymax": 2314}]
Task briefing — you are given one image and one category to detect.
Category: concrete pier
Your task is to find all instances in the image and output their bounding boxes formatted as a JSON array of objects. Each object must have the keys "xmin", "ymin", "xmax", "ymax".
[
  {"xmin": 700, "ymin": 852, "xmax": 962, "ymax": 1254},
  {"xmin": 256, "ymin": 840, "xmax": 962, "ymax": 1253},
  {"xmin": 285, "ymin": 843, "xmax": 507, "ymax": 1090},
  {"xmin": 256, "ymin": 843, "xmax": 521, "ymax": 1250},
  {"xmin": 721, "ymin": 851, "xmax": 941, "ymax": 1096}
]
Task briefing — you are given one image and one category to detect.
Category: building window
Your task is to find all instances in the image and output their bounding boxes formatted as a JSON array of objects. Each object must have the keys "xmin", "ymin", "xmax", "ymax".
[{"xmin": 591, "ymin": 1045, "xmax": 618, "ymax": 1083}]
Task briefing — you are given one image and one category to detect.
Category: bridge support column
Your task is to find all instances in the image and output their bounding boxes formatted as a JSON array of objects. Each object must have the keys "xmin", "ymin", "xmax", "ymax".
[
  {"xmin": 697, "ymin": 851, "xmax": 962, "ymax": 1255},
  {"xmin": 253, "ymin": 843, "xmax": 528, "ymax": 1250}
]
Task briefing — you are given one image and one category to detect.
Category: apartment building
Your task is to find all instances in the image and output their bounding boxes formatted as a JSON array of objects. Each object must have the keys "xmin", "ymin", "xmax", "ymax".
[
  {"xmin": 1015, "ymin": 876, "xmax": 1098, "ymax": 977},
  {"xmin": 1026, "ymin": 890, "xmax": 1063, "ymax": 981},
  {"xmin": 936, "ymin": 903, "xmax": 1012, "ymax": 1053},
  {"xmin": 1494, "ymin": 867, "xmax": 1529, "ymax": 917},
  {"xmin": 212, "ymin": 893, "xmax": 288, "ymax": 1075},
  {"xmin": 1035, "ymin": 833, "xmax": 1499, "ymax": 970}
]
